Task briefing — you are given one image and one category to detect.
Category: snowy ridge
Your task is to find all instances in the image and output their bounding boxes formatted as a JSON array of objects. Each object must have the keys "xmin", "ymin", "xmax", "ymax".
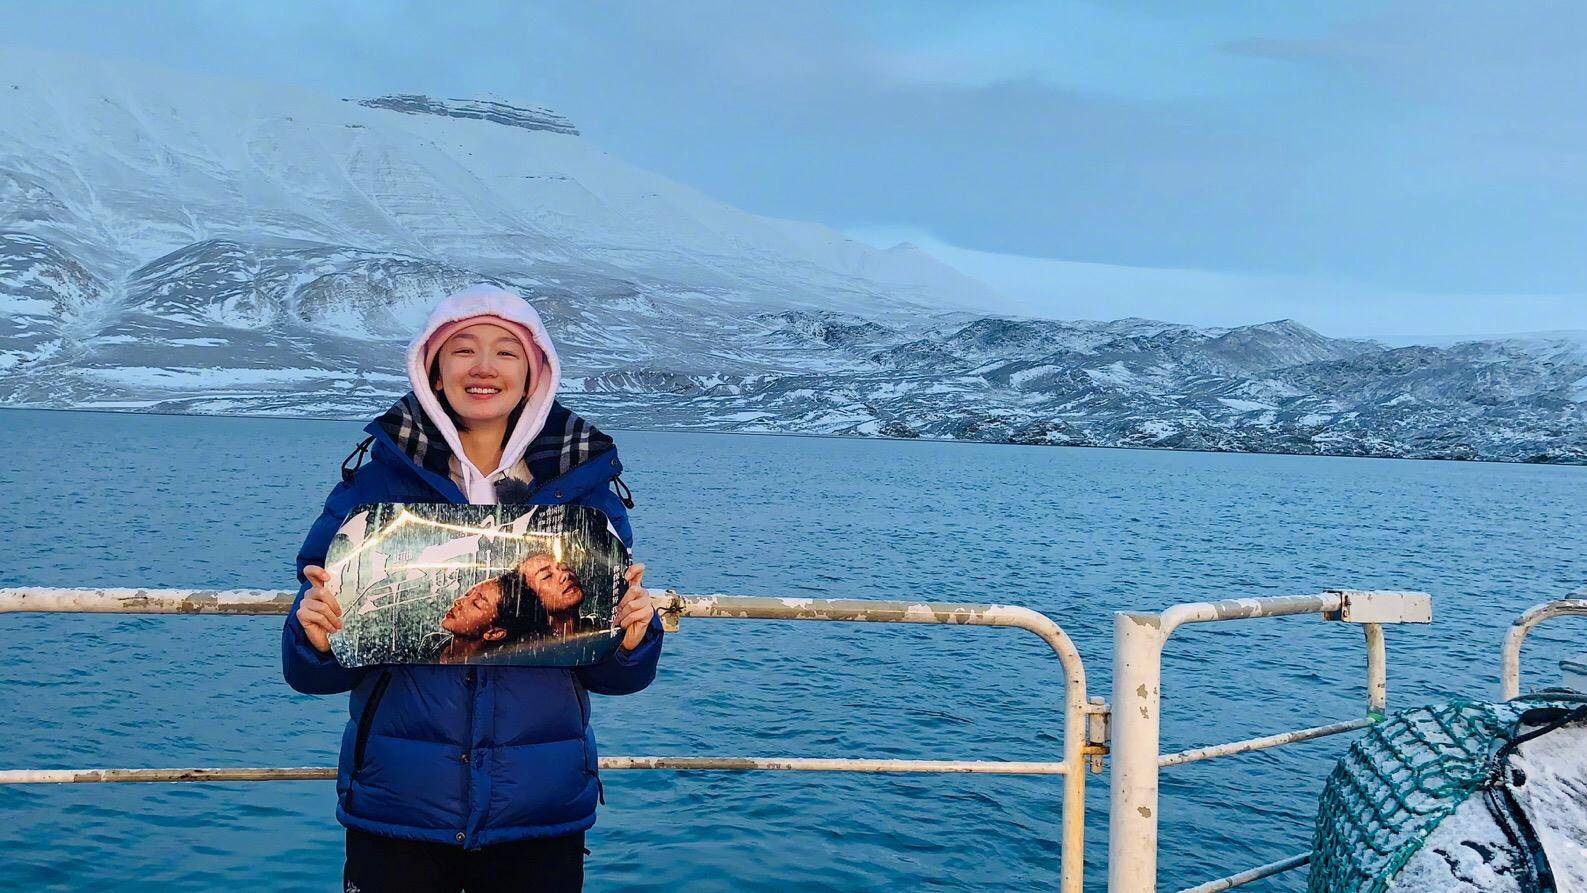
[
  {"xmin": 355, "ymin": 94, "xmax": 580, "ymax": 136},
  {"xmin": 0, "ymin": 50, "xmax": 1584, "ymax": 463}
]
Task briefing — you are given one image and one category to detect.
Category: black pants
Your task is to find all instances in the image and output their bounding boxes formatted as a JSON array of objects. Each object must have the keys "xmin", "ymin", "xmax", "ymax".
[{"xmin": 344, "ymin": 827, "xmax": 585, "ymax": 893}]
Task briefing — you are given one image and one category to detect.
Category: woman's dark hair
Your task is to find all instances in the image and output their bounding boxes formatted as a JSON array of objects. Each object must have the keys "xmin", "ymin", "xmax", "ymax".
[
  {"xmin": 492, "ymin": 570, "xmax": 550, "ymax": 639},
  {"xmin": 428, "ymin": 356, "xmax": 527, "ymax": 450}
]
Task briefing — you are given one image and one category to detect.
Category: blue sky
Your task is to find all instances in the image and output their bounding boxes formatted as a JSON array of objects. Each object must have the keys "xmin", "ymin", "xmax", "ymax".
[{"xmin": 3, "ymin": 1, "xmax": 1584, "ymax": 337}]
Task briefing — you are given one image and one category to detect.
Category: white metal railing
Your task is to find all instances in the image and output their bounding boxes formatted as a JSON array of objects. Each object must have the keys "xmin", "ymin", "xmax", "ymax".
[
  {"xmin": 2, "ymin": 585, "xmax": 1458, "ymax": 892},
  {"xmin": 0, "ymin": 586, "xmax": 1100, "ymax": 893},
  {"xmin": 1177, "ymin": 854, "xmax": 1312, "ymax": 893},
  {"xmin": 1107, "ymin": 589, "xmax": 1432, "ymax": 893},
  {"xmin": 1500, "ymin": 597, "xmax": 1587, "ymax": 699}
]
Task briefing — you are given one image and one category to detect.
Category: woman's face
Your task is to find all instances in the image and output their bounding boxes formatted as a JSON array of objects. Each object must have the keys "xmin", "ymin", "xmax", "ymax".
[
  {"xmin": 432, "ymin": 322, "xmax": 530, "ymax": 426},
  {"xmin": 519, "ymin": 554, "xmax": 585, "ymax": 614},
  {"xmin": 442, "ymin": 578, "xmax": 506, "ymax": 639}
]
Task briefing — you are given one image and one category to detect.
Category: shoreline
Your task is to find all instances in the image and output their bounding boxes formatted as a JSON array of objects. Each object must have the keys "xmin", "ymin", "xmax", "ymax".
[{"xmin": 2, "ymin": 402, "xmax": 1583, "ymax": 469}]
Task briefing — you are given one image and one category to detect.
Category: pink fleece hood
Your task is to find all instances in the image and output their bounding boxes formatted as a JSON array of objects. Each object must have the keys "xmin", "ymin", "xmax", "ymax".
[{"xmin": 406, "ymin": 283, "xmax": 561, "ymax": 504}]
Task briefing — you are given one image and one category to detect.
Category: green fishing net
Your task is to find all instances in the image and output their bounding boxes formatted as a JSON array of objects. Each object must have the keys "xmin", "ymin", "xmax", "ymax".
[{"xmin": 1307, "ymin": 696, "xmax": 1581, "ymax": 893}]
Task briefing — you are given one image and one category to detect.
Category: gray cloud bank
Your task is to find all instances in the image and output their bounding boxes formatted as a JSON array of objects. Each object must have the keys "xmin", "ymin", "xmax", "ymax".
[{"xmin": 1, "ymin": 0, "xmax": 1582, "ymax": 334}]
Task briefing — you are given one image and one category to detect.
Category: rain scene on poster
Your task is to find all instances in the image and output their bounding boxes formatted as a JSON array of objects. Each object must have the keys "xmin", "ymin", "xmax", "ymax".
[{"xmin": 325, "ymin": 503, "xmax": 630, "ymax": 667}]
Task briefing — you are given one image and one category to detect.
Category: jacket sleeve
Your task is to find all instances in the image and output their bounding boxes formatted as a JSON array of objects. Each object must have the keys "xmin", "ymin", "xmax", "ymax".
[
  {"xmin": 281, "ymin": 480, "xmax": 368, "ymax": 695},
  {"xmin": 575, "ymin": 479, "xmax": 664, "ymax": 696},
  {"xmin": 577, "ymin": 613, "xmax": 664, "ymax": 695}
]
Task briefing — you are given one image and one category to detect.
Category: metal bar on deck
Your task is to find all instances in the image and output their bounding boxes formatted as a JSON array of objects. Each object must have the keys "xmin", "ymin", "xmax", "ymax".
[
  {"xmin": 1501, "ymin": 598, "xmax": 1587, "ymax": 699},
  {"xmin": 1176, "ymin": 853, "xmax": 1311, "ymax": 893},
  {"xmin": 1158, "ymin": 717, "xmax": 1373, "ymax": 767}
]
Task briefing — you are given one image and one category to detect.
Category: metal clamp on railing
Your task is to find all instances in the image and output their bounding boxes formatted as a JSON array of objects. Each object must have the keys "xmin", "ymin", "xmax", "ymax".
[
  {"xmin": 1107, "ymin": 589, "xmax": 1432, "ymax": 893},
  {"xmin": 0, "ymin": 586, "xmax": 1098, "ymax": 893},
  {"xmin": 1500, "ymin": 597, "xmax": 1587, "ymax": 699}
]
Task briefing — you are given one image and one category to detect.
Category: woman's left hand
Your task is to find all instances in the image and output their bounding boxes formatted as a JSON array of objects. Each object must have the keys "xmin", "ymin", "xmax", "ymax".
[{"xmin": 616, "ymin": 563, "xmax": 654, "ymax": 652}]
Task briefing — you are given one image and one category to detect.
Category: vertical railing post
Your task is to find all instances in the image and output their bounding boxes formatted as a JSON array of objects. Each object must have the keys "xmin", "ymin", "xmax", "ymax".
[
  {"xmin": 1361, "ymin": 623, "xmax": 1386, "ymax": 720},
  {"xmin": 1109, "ymin": 612, "xmax": 1167, "ymax": 893},
  {"xmin": 1060, "ymin": 697, "xmax": 1090, "ymax": 893}
]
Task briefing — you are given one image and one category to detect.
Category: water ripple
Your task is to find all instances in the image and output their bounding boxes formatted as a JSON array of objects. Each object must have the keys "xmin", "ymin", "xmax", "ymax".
[{"xmin": 1, "ymin": 411, "xmax": 1584, "ymax": 891}]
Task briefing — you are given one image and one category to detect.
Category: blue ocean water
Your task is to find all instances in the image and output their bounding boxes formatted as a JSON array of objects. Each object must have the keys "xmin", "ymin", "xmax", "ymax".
[{"xmin": 1, "ymin": 407, "xmax": 1584, "ymax": 892}]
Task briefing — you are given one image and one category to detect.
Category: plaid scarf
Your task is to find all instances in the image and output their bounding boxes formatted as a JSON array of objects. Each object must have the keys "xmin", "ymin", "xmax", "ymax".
[{"xmin": 373, "ymin": 392, "xmax": 614, "ymax": 497}]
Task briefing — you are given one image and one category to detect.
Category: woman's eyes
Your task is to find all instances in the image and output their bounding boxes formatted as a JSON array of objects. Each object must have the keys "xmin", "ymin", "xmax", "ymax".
[{"xmin": 450, "ymin": 348, "xmax": 518, "ymax": 358}]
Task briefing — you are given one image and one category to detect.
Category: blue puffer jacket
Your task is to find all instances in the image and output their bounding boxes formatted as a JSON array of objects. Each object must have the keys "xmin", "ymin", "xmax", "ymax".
[{"xmin": 282, "ymin": 394, "xmax": 663, "ymax": 848}]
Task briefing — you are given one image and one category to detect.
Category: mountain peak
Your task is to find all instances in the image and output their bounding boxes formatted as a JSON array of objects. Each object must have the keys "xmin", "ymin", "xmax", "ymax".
[
  {"xmin": 1248, "ymin": 318, "xmax": 1312, "ymax": 335},
  {"xmin": 355, "ymin": 93, "xmax": 579, "ymax": 136}
]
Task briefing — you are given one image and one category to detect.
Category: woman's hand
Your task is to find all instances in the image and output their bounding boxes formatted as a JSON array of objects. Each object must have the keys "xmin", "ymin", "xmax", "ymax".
[
  {"xmin": 615, "ymin": 563, "xmax": 654, "ymax": 652},
  {"xmin": 296, "ymin": 565, "xmax": 343, "ymax": 654}
]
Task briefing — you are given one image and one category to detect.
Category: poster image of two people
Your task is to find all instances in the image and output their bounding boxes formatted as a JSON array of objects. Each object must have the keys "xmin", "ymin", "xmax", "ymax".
[
  {"xmin": 325, "ymin": 503, "xmax": 629, "ymax": 668},
  {"xmin": 426, "ymin": 552, "xmax": 599, "ymax": 664}
]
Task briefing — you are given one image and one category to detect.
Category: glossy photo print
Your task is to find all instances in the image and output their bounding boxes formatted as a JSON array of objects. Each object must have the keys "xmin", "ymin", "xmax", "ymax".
[{"xmin": 324, "ymin": 503, "xmax": 630, "ymax": 667}]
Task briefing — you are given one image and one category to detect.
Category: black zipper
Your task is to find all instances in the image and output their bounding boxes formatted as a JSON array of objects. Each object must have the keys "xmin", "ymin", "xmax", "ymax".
[{"xmin": 353, "ymin": 670, "xmax": 393, "ymax": 774}]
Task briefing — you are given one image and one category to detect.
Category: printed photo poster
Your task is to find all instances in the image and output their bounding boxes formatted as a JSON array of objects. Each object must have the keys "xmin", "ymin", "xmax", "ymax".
[{"xmin": 325, "ymin": 503, "xmax": 631, "ymax": 667}]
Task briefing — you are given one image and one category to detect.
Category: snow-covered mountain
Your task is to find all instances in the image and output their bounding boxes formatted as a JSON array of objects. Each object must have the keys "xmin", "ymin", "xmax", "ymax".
[{"xmin": 2, "ymin": 49, "xmax": 1584, "ymax": 463}]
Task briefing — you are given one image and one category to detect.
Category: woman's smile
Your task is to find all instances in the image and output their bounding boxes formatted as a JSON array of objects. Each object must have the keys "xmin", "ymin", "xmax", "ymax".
[{"xmin": 463, "ymin": 384, "xmax": 503, "ymax": 401}]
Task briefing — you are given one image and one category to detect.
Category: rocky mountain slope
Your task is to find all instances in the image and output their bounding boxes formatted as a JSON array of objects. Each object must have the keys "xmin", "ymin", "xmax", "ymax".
[{"xmin": 2, "ymin": 50, "xmax": 1584, "ymax": 464}]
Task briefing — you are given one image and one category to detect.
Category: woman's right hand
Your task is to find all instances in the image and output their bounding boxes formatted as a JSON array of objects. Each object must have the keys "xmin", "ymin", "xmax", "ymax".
[{"xmin": 296, "ymin": 565, "xmax": 343, "ymax": 654}]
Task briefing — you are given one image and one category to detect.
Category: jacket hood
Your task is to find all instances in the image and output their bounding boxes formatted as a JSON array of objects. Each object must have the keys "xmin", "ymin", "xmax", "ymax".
[
  {"xmin": 366, "ymin": 393, "xmax": 617, "ymax": 504},
  {"xmin": 405, "ymin": 283, "xmax": 561, "ymax": 503}
]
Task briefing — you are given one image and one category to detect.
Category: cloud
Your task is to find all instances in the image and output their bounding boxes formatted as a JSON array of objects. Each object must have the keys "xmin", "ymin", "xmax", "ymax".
[
  {"xmin": 847, "ymin": 225, "xmax": 1587, "ymax": 339},
  {"xmin": 1, "ymin": 0, "xmax": 1583, "ymax": 332},
  {"xmin": 519, "ymin": 1, "xmax": 1587, "ymax": 300}
]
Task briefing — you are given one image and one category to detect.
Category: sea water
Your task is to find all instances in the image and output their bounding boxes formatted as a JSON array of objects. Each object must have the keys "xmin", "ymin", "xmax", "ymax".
[{"xmin": 1, "ymin": 407, "xmax": 1583, "ymax": 892}]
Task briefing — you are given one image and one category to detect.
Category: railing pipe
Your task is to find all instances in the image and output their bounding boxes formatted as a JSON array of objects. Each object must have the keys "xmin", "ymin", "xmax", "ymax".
[
  {"xmin": 1501, "ymin": 598, "xmax": 1587, "ymax": 699},
  {"xmin": 1175, "ymin": 853, "xmax": 1311, "ymax": 893},
  {"xmin": 1110, "ymin": 594, "xmax": 1343, "ymax": 893},
  {"xmin": 1107, "ymin": 590, "xmax": 1427, "ymax": 893},
  {"xmin": 0, "ymin": 757, "xmax": 1074, "ymax": 785},
  {"xmin": 1157, "ymin": 717, "xmax": 1373, "ymax": 768},
  {"xmin": 1, "ymin": 587, "xmax": 1092, "ymax": 893},
  {"xmin": 0, "ymin": 767, "xmax": 336, "ymax": 784},
  {"xmin": 1363, "ymin": 623, "xmax": 1386, "ymax": 719},
  {"xmin": 1109, "ymin": 612, "xmax": 1166, "ymax": 893},
  {"xmin": 593, "ymin": 590, "xmax": 1097, "ymax": 893},
  {"xmin": 0, "ymin": 587, "xmax": 293, "ymax": 614},
  {"xmin": 1159, "ymin": 592, "xmax": 1344, "ymax": 635}
]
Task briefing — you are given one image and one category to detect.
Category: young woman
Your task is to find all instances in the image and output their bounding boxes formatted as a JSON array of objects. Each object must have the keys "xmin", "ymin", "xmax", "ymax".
[{"xmin": 282, "ymin": 283, "xmax": 663, "ymax": 892}]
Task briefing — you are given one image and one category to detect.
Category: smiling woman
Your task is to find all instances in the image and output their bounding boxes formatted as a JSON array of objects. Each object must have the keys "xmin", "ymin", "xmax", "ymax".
[
  {"xmin": 426, "ymin": 318, "xmax": 537, "ymax": 488},
  {"xmin": 281, "ymin": 282, "xmax": 664, "ymax": 893}
]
